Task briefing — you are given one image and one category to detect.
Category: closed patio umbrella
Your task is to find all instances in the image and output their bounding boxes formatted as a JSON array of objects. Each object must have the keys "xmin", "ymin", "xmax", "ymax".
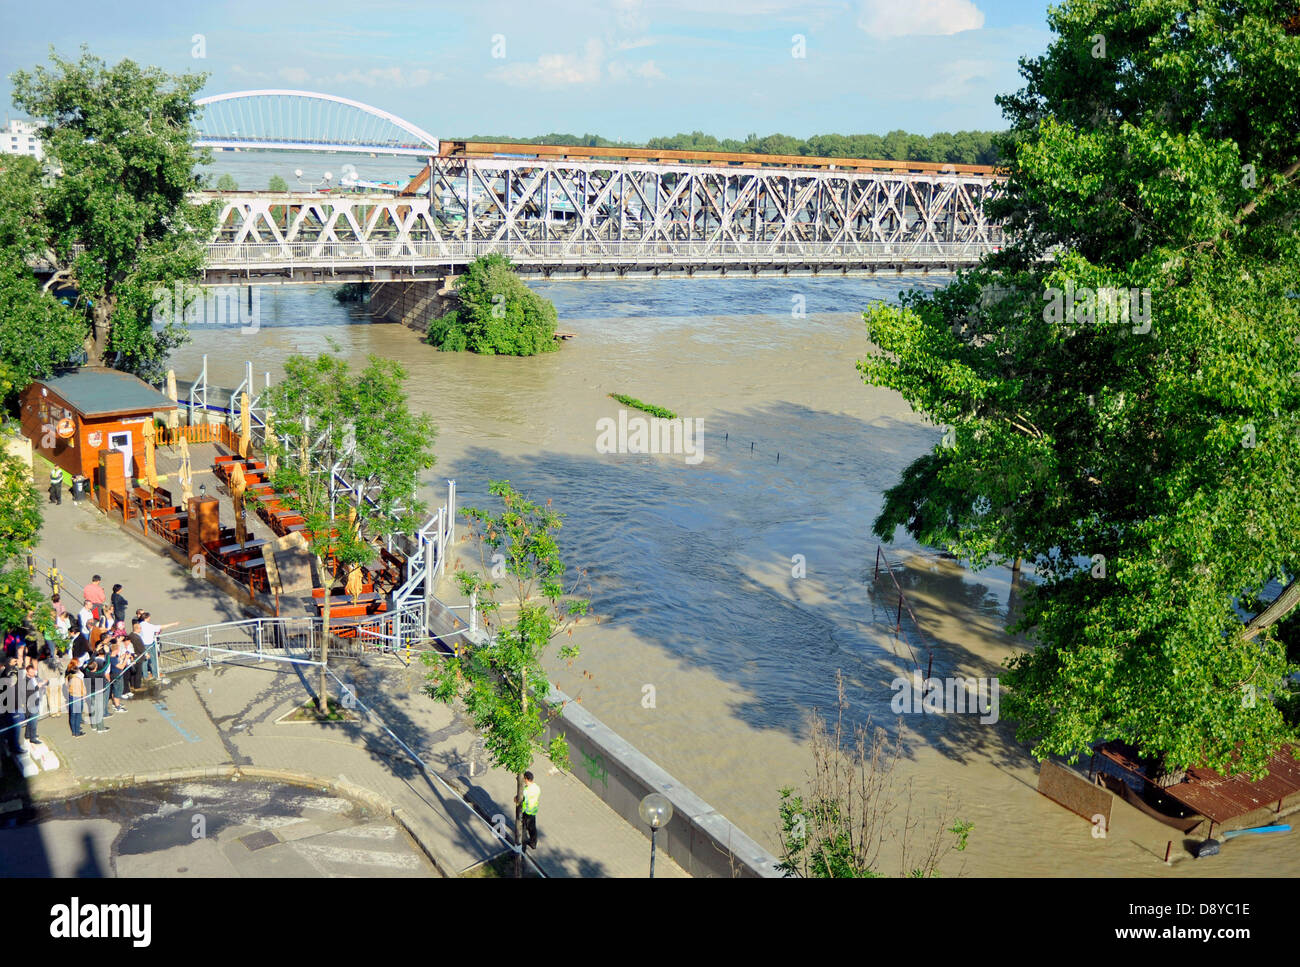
[
  {"xmin": 178, "ymin": 437, "xmax": 193, "ymax": 503},
  {"xmin": 263, "ymin": 409, "xmax": 277, "ymax": 474},
  {"xmin": 345, "ymin": 561, "xmax": 364, "ymax": 605},
  {"xmin": 239, "ymin": 392, "xmax": 251, "ymax": 458},
  {"xmin": 165, "ymin": 370, "xmax": 179, "ymax": 431},
  {"xmin": 141, "ymin": 418, "xmax": 159, "ymax": 490},
  {"xmin": 231, "ymin": 462, "xmax": 247, "ymax": 544}
]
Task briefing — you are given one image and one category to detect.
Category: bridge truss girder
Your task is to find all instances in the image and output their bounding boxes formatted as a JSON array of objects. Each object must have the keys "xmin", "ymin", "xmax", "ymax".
[
  {"xmin": 204, "ymin": 157, "xmax": 1003, "ymax": 275},
  {"xmin": 421, "ymin": 157, "xmax": 1002, "ymax": 249}
]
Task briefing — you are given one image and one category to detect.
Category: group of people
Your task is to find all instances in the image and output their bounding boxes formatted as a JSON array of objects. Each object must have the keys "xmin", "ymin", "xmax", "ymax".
[{"xmin": 1, "ymin": 575, "xmax": 178, "ymax": 757}]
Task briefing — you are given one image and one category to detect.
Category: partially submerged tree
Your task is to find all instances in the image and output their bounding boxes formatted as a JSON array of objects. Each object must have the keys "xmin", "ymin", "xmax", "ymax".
[
  {"xmin": 11, "ymin": 47, "xmax": 215, "ymax": 380},
  {"xmin": 426, "ymin": 254, "xmax": 558, "ymax": 356},
  {"xmin": 263, "ymin": 353, "xmax": 436, "ymax": 712},
  {"xmin": 778, "ymin": 675, "xmax": 972, "ymax": 878},
  {"xmin": 423, "ymin": 480, "xmax": 589, "ymax": 876},
  {"xmin": 859, "ymin": 0, "xmax": 1300, "ymax": 774}
]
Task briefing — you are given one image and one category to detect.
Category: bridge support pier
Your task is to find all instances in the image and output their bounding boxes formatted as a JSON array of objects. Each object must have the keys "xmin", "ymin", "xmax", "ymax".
[{"xmin": 370, "ymin": 278, "xmax": 458, "ymax": 334}]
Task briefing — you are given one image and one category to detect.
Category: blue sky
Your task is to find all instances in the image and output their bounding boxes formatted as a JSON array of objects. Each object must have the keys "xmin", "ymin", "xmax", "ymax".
[{"xmin": 0, "ymin": 0, "xmax": 1055, "ymax": 140}]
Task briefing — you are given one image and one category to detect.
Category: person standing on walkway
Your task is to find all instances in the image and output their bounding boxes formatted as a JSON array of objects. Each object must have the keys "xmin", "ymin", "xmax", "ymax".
[
  {"xmin": 108, "ymin": 641, "xmax": 128, "ymax": 714},
  {"xmin": 83, "ymin": 576, "xmax": 106, "ymax": 625},
  {"xmin": 76, "ymin": 602, "xmax": 94, "ymax": 637},
  {"xmin": 516, "ymin": 771, "xmax": 540, "ymax": 852},
  {"xmin": 137, "ymin": 612, "xmax": 177, "ymax": 685},
  {"xmin": 48, "ymin": 466, "xmax": 62, "ymax": 505},
  {"xmin": 38, "ymin": 644, "xmax": 65, "ymax": 718},
  {"xmin": 110, "ymin": 584, "xmax": 128, "ymax": 626},
  {"xmin": 66, "ymin": 660, "xmax": 85, "ymax": 738},
  {"xmin": 22, "ymin": 660, "xmax": 47, "ymax": 746},
  {"xmin": 84, "ymin": 647, "xmax": 109, "ymax": 734}
]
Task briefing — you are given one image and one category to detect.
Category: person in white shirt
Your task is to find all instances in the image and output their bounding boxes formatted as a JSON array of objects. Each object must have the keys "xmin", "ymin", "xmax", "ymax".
[
  {"xmin": 77, "ymin": 605, "xmax": 95, "ymax": 636},
  {"xmin": 136, "ymin": 612, "xmax": 178, "ymax": 684}
]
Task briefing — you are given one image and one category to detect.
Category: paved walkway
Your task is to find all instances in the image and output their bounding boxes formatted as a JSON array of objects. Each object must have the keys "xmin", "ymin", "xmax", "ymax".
[{"xmin": 21, "ymin": 493, "xmax": 685, "ymax": 878}]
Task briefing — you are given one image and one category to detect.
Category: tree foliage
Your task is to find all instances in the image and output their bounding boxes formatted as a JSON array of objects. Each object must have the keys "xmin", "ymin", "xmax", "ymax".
[
  {"xmin": 0, "ymin": 450, "xmax": 50, "ymax": 633},
  {"xmin": 0, "ymin": 155, "xmax": 85, "ymax": 404},
  {"xmin": 422, "ymin": 480, "xmax": 589, "ymax": 875},
  {"xmin": 778, "ymin": 675, "xmax": 971, "ymax": 878},
  {"xmin": 859, "ymin": 0, "xmax": 1300, "ymax": 775},
  {"xmin": 263, "ymin": 352, "xmax": 436, "ymax": 710},
  {"xmin": 10, "ymin": 47, "xmax": 215, "ymax": 381},
  {"xmin": 268, "ymin": 174, "xmax": 289, "ymax": 192},
  {"xmin": 458, "ymin": 129, "xmax": 1002, "ymax": 165},
  {"xmin": 426, "ymin": 254, "xmax": 558, "ymax": 356}
]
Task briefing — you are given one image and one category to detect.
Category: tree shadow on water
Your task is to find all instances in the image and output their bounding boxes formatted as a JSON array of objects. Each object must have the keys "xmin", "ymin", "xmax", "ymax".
[{"xmin": 435, "ymin": 399, "xmax": 1037, "ymax": 777}]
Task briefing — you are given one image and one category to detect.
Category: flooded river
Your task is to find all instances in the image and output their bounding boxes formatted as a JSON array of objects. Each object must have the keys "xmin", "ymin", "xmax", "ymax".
[{"xmin": 169, "ymin": 279, "xmax": 1299, "ymax": 877}]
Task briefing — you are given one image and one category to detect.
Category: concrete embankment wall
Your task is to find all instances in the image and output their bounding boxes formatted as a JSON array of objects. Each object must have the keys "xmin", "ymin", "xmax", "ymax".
[{"xmin": 542, "ymin": 686, "xmax": 783, "ymax": 878}]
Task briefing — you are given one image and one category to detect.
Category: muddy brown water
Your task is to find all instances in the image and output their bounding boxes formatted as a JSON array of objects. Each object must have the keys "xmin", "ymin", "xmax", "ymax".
[{"xmin": 169, "ymin": 280, "xmax": 1299, "ymax": 877}]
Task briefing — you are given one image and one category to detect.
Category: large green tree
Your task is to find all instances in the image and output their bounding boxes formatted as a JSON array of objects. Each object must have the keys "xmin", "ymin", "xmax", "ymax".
[
  {"xmin": 11, "ymin": 48, "xmax": 215, "ymax": 380},
  {"xmin": 860, "ymin": 0, "xmax": 1300, "ymax": 775}
]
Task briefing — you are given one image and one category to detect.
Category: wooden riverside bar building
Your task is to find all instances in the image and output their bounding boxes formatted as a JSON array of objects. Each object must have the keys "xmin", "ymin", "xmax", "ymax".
[{"xmin": 19, "ymin": 368, "xmax": 177, "ymax": 483}]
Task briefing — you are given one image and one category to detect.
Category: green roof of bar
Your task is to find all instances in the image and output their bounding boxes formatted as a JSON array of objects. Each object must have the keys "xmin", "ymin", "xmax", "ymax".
[{"xmin": 34, "ymin": 368, "xmax": 176, "ymax": 417}]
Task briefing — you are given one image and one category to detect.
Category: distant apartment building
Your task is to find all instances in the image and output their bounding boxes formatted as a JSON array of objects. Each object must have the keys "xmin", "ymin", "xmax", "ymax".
[{"xmin": 1, "ymin": 118, "xmax": 44, "ymax": 160}]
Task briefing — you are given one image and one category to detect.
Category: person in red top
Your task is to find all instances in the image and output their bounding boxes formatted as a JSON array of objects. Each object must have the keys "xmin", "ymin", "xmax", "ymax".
[{"xmin": 82, "ymin": 576, "xmax": 106, "ymax": 625}]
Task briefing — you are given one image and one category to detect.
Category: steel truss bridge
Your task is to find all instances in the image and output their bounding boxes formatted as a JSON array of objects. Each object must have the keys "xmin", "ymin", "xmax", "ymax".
[{"xmin": 196, "ymin": 91, "xmax": 1005, "ymax": 282}]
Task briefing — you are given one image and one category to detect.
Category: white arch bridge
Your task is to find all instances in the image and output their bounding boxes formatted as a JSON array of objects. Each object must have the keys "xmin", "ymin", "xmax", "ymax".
[{"xmin": 196, "ymin": 91, "xmax": 1006, "ymax": 282}]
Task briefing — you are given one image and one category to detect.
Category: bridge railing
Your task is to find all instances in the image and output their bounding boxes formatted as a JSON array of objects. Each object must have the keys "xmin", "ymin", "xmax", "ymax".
[{"xmin": 205, "ymin": 238, "xmax": 997, "ymax": 268}]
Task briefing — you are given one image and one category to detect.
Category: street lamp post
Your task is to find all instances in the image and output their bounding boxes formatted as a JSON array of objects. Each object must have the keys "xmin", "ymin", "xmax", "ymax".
[
  {"xmin": 294, "ymin": 168, "xmax": 333, "ymax": 192},
  {"xmin": 638, "ymin": 792, "xmax": 674, "ymax": 878}
]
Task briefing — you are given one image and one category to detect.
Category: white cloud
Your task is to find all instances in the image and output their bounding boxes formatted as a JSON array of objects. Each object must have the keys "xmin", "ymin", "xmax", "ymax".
[
  {"xmin": 262, "ymin": 66, "xmax": 442, "ymax": 89},
  {"xmin": 494, "ymin": 39, "xmax": 606, "ymax": 87},
  {"xmin": 614, "ymin": 0, "xmax": 650, "ymax": 32},
  {"xmin": 325, "ymin": 67, "xmax": 440, "ymax": 88},
  {"xmin": 614, "ymin": 35, "xmax": 661, "ymax": 51},
  {"xmin": 858, "ymin": 0, "xmax": 985, "ymax": 37},
  {"xmin": 608, "ymin": 59, "xmax": 666, "ymax": 81},
  {"xmin": 918, "ymin": 58, "xmax": 994, "ymax": 98}
]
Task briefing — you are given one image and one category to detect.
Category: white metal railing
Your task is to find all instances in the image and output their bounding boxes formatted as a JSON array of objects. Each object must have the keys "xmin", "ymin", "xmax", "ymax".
[
  {"xmin": 204, "ymin": 238, "xmax": 997, "ymax": 268},
  {"xmin": 156, "ymin": 604, "xmax": 434, "ymax": 673},
  {"xmin": 149, "ymin": 611, "xmax": 545, "ymax": 874}
]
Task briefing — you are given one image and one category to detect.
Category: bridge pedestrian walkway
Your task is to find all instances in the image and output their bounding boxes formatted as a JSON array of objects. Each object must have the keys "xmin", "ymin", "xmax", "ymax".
[{"xmin": 25, "ymin": 492, "xmax": 686, "ymax": 877}]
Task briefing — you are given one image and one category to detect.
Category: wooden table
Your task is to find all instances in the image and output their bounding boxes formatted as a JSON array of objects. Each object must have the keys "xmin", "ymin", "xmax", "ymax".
[
  {"xmin": 133, "ymin": 487, "xmax": 165, "ymax": 509},
  {"xmin": 216, "ymin": 538, "xmax": 268, "ymax": 557}
]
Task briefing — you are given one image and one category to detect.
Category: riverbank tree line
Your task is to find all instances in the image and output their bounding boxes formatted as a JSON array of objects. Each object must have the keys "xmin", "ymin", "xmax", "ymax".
[
  {"xmin": 859, "ymin": 0, "xmax": 1300, "ymax": 776},
  {"xmin": 457, "ymin": 129, "xmax": 1003, "ymax": 166}
]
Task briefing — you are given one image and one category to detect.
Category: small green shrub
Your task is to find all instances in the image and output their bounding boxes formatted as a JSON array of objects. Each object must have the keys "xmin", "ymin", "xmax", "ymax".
[{"xmin": 608, "ymin": 394, "xmax": 677, "ymax": 419}]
